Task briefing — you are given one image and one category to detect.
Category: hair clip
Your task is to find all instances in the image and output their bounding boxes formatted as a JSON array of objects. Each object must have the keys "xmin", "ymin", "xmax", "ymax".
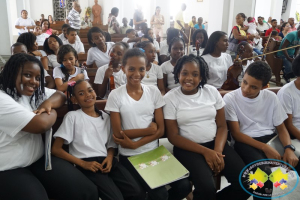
[
  {"xmin": 60, "ymin": 64, "xmax": 65, "ymax": 68},
  {"xmin": 139, "ymin": 48, "xmax": 145, "ymax": 53},
  {"xmin": 68, "ymin": 81, "xmax": 76, "ymax": 87}
]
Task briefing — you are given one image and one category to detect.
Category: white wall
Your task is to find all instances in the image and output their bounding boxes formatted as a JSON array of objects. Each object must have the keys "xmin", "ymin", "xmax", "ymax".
[
  {"xmin": 207, "ymin": 0, "xmax": 224, "ymax": 36},
  {"xmin": 255, "ymin": 0, "xmax": 272, "ymax": 20},
  {"xmin": 29, "ymin": 0, "xmax": 54, "ymax": 21},
  {"xmin": 270, "ymin": 0, "xmax": 283, "ymax": 22},
  {"xmin": 232, "ymin": 0, "xmax": 256, "ymax": 27},
  {"xmin": 0, "ymin": 0, "xmax": 10, "ymax": 55},
  {"xmin": 282, "ymin": 0, "xmax": 297, "ymax": 21}
]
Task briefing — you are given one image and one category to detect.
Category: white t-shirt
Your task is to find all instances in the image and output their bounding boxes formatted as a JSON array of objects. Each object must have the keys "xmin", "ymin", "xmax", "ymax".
[
  {"xmin": 160, "ymin": 40, "xmax": 169, "ymax": 56},
  {"xmin": 202, "ymin": 53, "xmax": 233, "ymax": 89},
  {"xmin": 238, "ymin": 60, "xmax": 254, "ymax": 86},
  {"xmin": 141, "ymin": 63, "xmax": 163, "ymax": 86},
  {"xmin": 15, "ymin": 17, "xmax": 35, "ymax": 34},
  {"xmin": 94, "ymin": 64, "xmax": 127, "ymax": 99},
  {"xmin": 64, "ymin": 40, "xmax": 85, "ymax": 54},
  {"xmin": 224, "ymin": 88, "xmax": 287, "ymax": 138},
  {"xmin": 161, "ymin": 60, "xmax": 180, "ymax": 90},
  {"xmin": 122, "ymin": 37, "xmax": 135, "ymax": 49},
  {"xmin": 53, "ymin": 109, "xmax": 116, "ymax": 159},
  {"xmin": 105, "ymin": 84, "xmax": 165, "ymax": 156},
  {"xmin": 36, "ymin": 33, "xmax": 50, "ymax": 46},
  {"xmin": 154, "ymin": 40, "xmax": 160, "ymax": 62},
  {"xmin": 277, "ymin": 81, "xmax": 300, "ymax": 130},
  {"xmin": 257, "ymin": 23, "xmax": 270, "ymax": 32},
  {"xmin": 58, "ymin": 33, "xmax": 81, "ymax": 44},
  {"xmin": 189, "ymin": 45, "xmax": 204, "ymax": 56},
  {"xmin": 164, "ymin": 85, "xmax": 225, "ymax": 143},
  {"xmin": 246, "ymin": 22, "xmax": 257, "ymax": 35},
  {"xmin": 47, "ymin": 54, "xmax": 60, "ymax": 68},
  {"xmin": 0, "ymin": 88, "xmax": 56, "ymax": 171},
  {"xmin": 86, "ymin": 42, "xmax": 115, "ymax": 68},
  {"xmin": 53, "ymin": 67, "xmax": 89, "ymax": 82}
]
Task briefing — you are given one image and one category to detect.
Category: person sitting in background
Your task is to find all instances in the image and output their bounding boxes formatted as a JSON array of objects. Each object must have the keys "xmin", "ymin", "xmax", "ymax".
[
  {"xmin": 245, "ymin": 17, "xmax": 257, "ymax": 35},
  {"xmin": 257, "ymin": 16, "xmax": 270, "ymax": 33},
  {"xmin": 34, "ymin": 20, "xmax": 59, "ymax": 46},
  {"xmin": 279, "ymin": 22, "xmax": 291, "ymax": 38},
  {"xmin": 288, "ymin": 17, "xmax": 297, "ymax": 32},
  {"xmin": 137, "ymin": 22, "xmax": 148, "ymax": 37},
  {"xmin": 188, "ymin": 16, "xmax": 196, "ymax": 28},
  {"xmin": 43, "ymin": 35, "xmax": 63, "ymax": 69},
  {"xmin": 265, "ymin": 19, "xmax": 280, "ymax": 36},
  {"xmin": 64, "ymin": 27, "xmax": 85, "ymax": 54},
  {"xmin": 58, "ymin": 24, "xmax": 81, "ymax": 44},
  {"xmin": 120, "ymin": 17, "xmax": 130, "ymax": 34},
  {"xmin": 270, "ymin": 30, "xmax": 282, "ymax": 41},
  {"xmin": 122, "ymin": 29, "xmax": 141, "ymax": 49},
  {"xmin": 48, "ymin": 15, "xmax": 56, "ymax": 24},
  {"xmin": 194, "ymin": 17, "xmax": 205, "ymax": 30},
  {"xmin": 108, "ymin": 7, "xmax": 120, "ymax": 34}
]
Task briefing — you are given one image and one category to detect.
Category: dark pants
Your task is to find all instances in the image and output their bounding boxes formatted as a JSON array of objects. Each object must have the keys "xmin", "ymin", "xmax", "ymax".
[
  {"xmin": 0, "ymin": 156, "xmax": 98, "ymax": 200},
  {"xmin": 78, "ymin": 157, "xmax": 144, "ymax": 200},
  {"xmin": 174, "ymin": 141, "xmax": 250, "ymax": 200},
  {"xmin": 119, "ymin": 154, "xmax": 192, "ymax": 200}
]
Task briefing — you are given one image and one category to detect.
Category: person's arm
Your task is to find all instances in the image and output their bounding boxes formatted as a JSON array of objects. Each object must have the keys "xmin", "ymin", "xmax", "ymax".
[
  {"xmin": 65, "ymin": 19, "xmax": 69, "ymax": 24},
  {"xmin": 41, "ymin": 56, "xmax": 49, "ymax": 70},
  {"xmin": 55, "ymin": 73, "xmax": 85, "ymax": 92},
  {"xmin": 179, "ymin": 29, "xmax": 189, "ymax": 43},
  {"xmin": 34, "ymin": 91, "xmax": 66, "ymax": 115},
  {"xmin": 52, "ymin": 137, "xmax": 102, "ymax": 173},
  {"xmin": 228, "ymin": 121, "xmax": 281, "ymax": 160},
  {"xmin": 110, "ymin": 112, "xmax": 157, "ymax": 139},
  {"xmin": 157, "ymin": 79, "xmax": 165, "ymax": 95},
  {"xmin": 163, "ymin": 74, "xmax": 170, "ymax": 93},
  {"xmin": 26, "ymin": 25, "xmax": 36, "ymax": 30},
  {"xmin": 45, "ymin": 76, "xmax": 55, "ymax": 89},
  {"xmin": 276, "ymin": 123, "xmax": 299, "ymax": 167},
  {"xmin": 15, "ymin": 25, "xmax": 25, "ymax": 29},
  {"xmin": 97, "ymin": 78, "xmax": 109, "ymax": 99},
  {"xmin": 52, "ymin": 29, "xmax": 59, "ymax": 35},
  {"xmin": 127, "ymin": 37, "xmax": 141, "ymax": 43},
  {"xmin": 284, "ymin": 114, "xmax": 300, "ymax": 140},
  {"xmin": 176, "ymin": 20, "xmax": 184, "ymax": 29},
  {"xmin": 159, "ymin": 55, "xmax": 169, "ymax": 64},
  {"xmin": 232, "ymin": 28, "xmax": 254, "ymax": 41},
  {"xmin": 281, "ymin": 39, "xmax": 293, "ymax": 61}
]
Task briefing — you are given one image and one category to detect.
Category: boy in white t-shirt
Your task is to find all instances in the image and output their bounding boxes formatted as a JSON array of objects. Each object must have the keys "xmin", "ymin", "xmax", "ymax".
[
  {"xmin": 224, "ymin": 61, "xmax": 299, "ymax": 197},
  {"xmin": 277, "ymin": 55, "xmax": 300, "ymax": 141},
  {"xmin": 58, "ymin": 24, "xmax": 81, "ymax": 44},
  {"xmin": 64, "ymin": 27, "xmax": 85, "ymax": 54},
  {"xmin": 122, "ymin": 29, "xmax": 141, "ymax": 49}
]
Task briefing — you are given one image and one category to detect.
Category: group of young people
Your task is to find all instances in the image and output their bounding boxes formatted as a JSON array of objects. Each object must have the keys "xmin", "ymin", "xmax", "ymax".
[{"xmin": 1, "ymin": 12, "xmax": 300, "ymax": 200}]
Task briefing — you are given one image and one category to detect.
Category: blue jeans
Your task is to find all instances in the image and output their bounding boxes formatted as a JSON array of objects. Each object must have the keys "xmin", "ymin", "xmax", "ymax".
[
  {"xmin": 277, "ymin": 55, "xmax": 292, "ymax": 74},
  {"xmin": 253, "ymin": 48, "xmax": 262, "ymax": 55}
]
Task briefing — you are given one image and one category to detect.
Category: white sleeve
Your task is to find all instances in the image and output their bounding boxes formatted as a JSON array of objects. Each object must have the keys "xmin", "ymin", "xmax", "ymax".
[
  {"xmin": 122, "ymin": 37, "xmax": 129, "ymax": 43},
  {"xmin": 39, "ymin": 50, "xmax": 47, "ymax": 57},
  {"xmin": 212, "ymin": 88, "xmax": 225, "ymax": 110},
  {"xmin": 160, "ymin": 42, "xmax": 168, "ymax": 56},
  {"xmin": 227, "ymin": 54, "xmax": 233, "ymax": 68},
  {"xmin": 76, "ymin": 35, "xmax": 81, "ymax": 42},
  {"xmin": 0, "ymin": 94, "xmax": 35, "ymax": 137},
  {"xmin": 153, "ymin": 87, "xmax": 165, "ymax": 109},
  {"xmin": 53, "ymin": 113, "xmax": 75, "ymax": 144},
  {"xmin": 44, "ymin": 88, "xmax": 57, "ymax": 99},
  {"xmin": 78, "ymin": 42, "xmax": 85, "ymax": 53},
  {"xmin": 223, "ymin": 94, "xmax": 238, "ymax": 121},
  {"xmin": 83, "ymin": 70, "xmax": 89, "ymax": 80},
  {"xmin": 30, "ymin": 19, "xmax": 35, "ymax": 26},
  {"xmin": 161, "ymin": 63, "xmax": 167, "ymax": 74},
  {"xmin": 277, "ymin": 90, "xmax": 293, "ymax": 115},
  {"xmin": 94, "ymin": 67, "xmax": 105, "ymax": 84},
  {"xmin": 44, "ymin": 69, "xmax": 50, "ymax": 77},
  {"xmin": 47, "ymin": 57, "xmax": 53, "ymax": 67},
  {"xmin": 15, "ymin": 18, "xmax": 20, "ymax": 26},
  {"xmin": 105, "ymin": 90, "xmax": 120, "ymax": 112},
  {"xmin": 163, "ymin": 95, "xmax": 177, "ymax": 120},
  {"xmin": 53, "ymin": 67, "xmax": 63, "ymax": 79},
  {"xmin": 156, "ymin": 65, "xmax": 163, "ymax": 79},
  {"xmin": 106, "ymin": 126, "xmax": 117, "ymax": 149},
  {"xmin": 273, "ymin": 96, "xmax": 288, "ymax": 126},
  {"xmin": 154, "ymin": 41, "xmax": 160, "ymax": 50},
  {"xmin": 86, "ymin": 48, "xmax": 94, "ymax": 65}
]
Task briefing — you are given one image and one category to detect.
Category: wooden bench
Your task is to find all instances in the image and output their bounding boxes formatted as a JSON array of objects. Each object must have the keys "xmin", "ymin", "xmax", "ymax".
[
  {"xmin": 265, "ymin": 40, "xmax": 283, "ymax": 86},
  {"xmin": 111, "ymin": 34, "xmax": 127, "ymax": 43}
]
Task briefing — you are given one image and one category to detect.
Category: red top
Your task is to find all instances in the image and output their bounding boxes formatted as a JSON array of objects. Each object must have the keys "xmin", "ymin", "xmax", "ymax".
[{"xmin": 265, "ymin": 28, "xmax": 280, "ymax": 36}]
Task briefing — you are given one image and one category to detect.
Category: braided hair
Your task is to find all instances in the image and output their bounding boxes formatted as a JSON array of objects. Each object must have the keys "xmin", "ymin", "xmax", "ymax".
[
  {"xmin": 17, "ymin": 32, "xmax": 37, "ymax": 52},
  {"xmin": 67, "ymin": 80, "xmax": 104, "ymax": 119},
  {"xmin": 0, "ymin": 53, "xmax": 45, "ymax": 108},
  {"xmin": 173, "ymin": 54, "xmax": 209, "ymax": 88},
  {"xmin": 57, "ymin": 44, "xmax": 78, "ymax": 82}
]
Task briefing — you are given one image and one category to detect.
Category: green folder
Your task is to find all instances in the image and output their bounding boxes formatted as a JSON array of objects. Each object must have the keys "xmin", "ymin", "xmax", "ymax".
[{"xmin": 128, "ymin": 145, "xmax": 190, "ymax": 189}]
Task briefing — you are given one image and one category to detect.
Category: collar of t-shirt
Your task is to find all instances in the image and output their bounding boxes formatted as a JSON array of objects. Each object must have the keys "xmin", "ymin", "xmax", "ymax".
[{"xmin": 238, "ymin": 87, "xmax": 262, "ymax": 103}]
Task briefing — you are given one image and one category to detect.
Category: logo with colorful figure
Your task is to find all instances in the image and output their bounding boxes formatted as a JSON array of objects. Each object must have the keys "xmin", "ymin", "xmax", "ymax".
[{"xmin": 239, "ymin": 159, "xmax": 299, "ymax": 199}]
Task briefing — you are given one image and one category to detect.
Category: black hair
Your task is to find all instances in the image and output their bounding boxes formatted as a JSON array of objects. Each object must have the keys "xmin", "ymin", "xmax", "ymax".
[
  {"xmin": 111, "ymin": 7, "xmax": 119, "ymax": 16},
  {"xmin": 292, "ymin": 55, "xmax": 300, "ymax": 76},
  {"xmin": 11, "ymin": 42, "xmax": 28, "ymax": 53},
  {"xmin": 236, "ymin": 41, "xmax": 249, "ymax": 55},
  {"xmin": 122, "ymin": 48, "xmax": 147, "ymax": 66},
  {"xmin": 67, "ymin": 79, "xmax": 104, "ymax": 119},
  {"xmin": 192, "ymin": 16, "xmax": 196, "ymax": 19},
  {"xmin": 155, "ymin": 6, "xmax": 160, "ymax": 15},
  {"xmin": 61, "ymin": 23, "xmax": 71, "ymax": 30},
  {"xmin": 271, "ymin": 19, "xmax": 277, "ymax": 23},
  {"xmin": 136, "ymin": 41, "xmax": 153, "ymax": 50},
  {"xmin": 140, "ymin": 22, "xmax": 148, "ymax": 29},
  {"xmin": 113, "ymin": 42, "xmax": 129, "ymax": 51},
  {"xmin": 104, "ymin": 31, "xmax": 111, "ymax": 42},
  {"xmin": 21, "ymin": 10, "xmax": 27, "ymax": 15},
  {"xmin": 281, "ymin": 22, "xmax": 289, "ymax": 32},
  {"xmin": 87, "ymin": 27, "xmax": 106, "ymax": 47},
  {"xmin": 41, "ymin": 19, "xmax": 50, "ymax": 29},
  {"xmin": 245, "ymin": 61, "xmax": 272, "ymax": 86},
  {"xmin": 168, "ymin": 37, "xmax": 185, "ymax": 53},
  {"xmin": 43, "ymin": 35, "xmax": 63, "ymax": 55},
  {"xmin": 271, "ymin": 30, "xmax": 279, "ymax": 36},
  {"xmin": 0, "ymin": 53, "xmax": 45, "ymax": 107},
  {"xmin": 48, "ymin": 15, "xmax": 54, "ymax": 21},
  {"xmin": 17, "ymin": 32, "xmax": 37, "ymax": 52},
  {"xmin": 173, "ymin": 54, "xmax": 209, "ymax": 88},
  {"xmin": 166, "ymin": 28, "xmax": 180, "ymax": 45},
  {"xmin": 67, "ymin": 27, "xmax": 77, "ymax": 35},
  {"xmin": 192, "ymin": 29, "xmax": 208, "ymax": 48},
  {"xmin": 237, "ymin": 13, "xmax": 246, "ymax": 21},
  {"xmin": 202, "ymin": 31, "xmax": 227, "ymax": 55},
  {"xmin": 142, "ymin": 35, "xmax": 154, "ymax": 43},
  {"xmin": 126, "ymin": 28, "xmax": 135, "ymax": 34},
  {"xmin": 57, "ymin": 45, "xmax": 78, "ymax": 82}
]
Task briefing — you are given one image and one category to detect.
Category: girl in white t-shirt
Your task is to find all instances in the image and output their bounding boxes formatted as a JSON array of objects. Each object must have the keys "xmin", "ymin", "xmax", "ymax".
[
  {"xmin": 52, "ymin": 80, "xmax": 143, "ymax": 200},
  {"xmin": 202, "ymin": 31, "xmax": 233, "ymax": 89},
  {"xmin": 53, "ymin": 45, "xmax": 89, "ymax": 92},
  {"xmin": 161, "ymin": 37, "xmax": 184, "ymax": 92},
  {"xmin": 105, "ymin": 48, "xmax": 191, "ymax": 200},
  {"xmin": 86, "ymin": 27, "xmax": 115, "ymax": 68},
  {"xmin": 0, "ymin": 54, "xmax": 98, "ymax": 200},
  {"xmin": 137, "ymin": 41, "xmax": 165, "ymax": 95},
  {"xmin": 164, "ymin": 54, "xmax": 250, "ymax": 200},
  {"xmin": 43, "ymin": 35, "xmax": 63, "ymax": 69},
  {"xmin": 94, "ymin": 42, "xmax": 129, "ymax": 99},
  {"xmin": 189, "ymin": 29, "xmax": 208, "ymax": 56}
]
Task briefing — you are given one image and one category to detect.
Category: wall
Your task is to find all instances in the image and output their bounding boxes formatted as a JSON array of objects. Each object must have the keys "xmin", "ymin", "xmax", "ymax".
[
  {"xmin": 232, "ymin": 0, "xmax": 256, "ymax": 27},
  {"xmin": 29, "ymin": 0, "xmax": 54, "ymax": 21},
  {"xmin": 0, "ymin": 0, "xmax": 10, "ymax": 55},
  {"xmin": 282, "ymin": 0, "xmax": 297, "ymax": 21},
  {"xmin": 255, "ymin": 0, "xmax": 272, "ymax": 20}
]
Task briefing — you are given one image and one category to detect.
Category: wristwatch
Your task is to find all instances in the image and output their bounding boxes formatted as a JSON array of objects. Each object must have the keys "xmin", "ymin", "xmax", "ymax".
[{"xmin": 284, "ymin": 144, "xmax": 296, "ymax": 151}]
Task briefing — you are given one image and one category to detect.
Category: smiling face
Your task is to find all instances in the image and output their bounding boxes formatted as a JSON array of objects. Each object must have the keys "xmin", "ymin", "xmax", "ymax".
[
  {"xmin": 170, "ymin": 40, "xmax": 184, "ymax": 60},
  {"xmin": 48, "ymin": 37, "xmax": 60, "ymax": 52},
  {"xmin": 42, "ymin": 21, "xmax": 49, "ymax": 31},
  {"xmin": 91, "ymin": 32, "xmax": 106, "ymax": 47},
  {"xmin": 284, "ymin": 23, "xmax": 291, "ymax": 32},
  {"xmin": 122, "ymin": 56, "xmax": 146, "ymax": 86},
  {"xmin": 144, "ymin": 43, "xmax": 156, "ymax": 63},
  {"xmin": 241, "ymin": 73, "xmax": 264, "ymax": 99},
  {"xmin": 15, "ymin": 62, "xmax": 41, "ymax": 96},
  {"xmin": 178, "ymin": 61, "xmax": 201, "ymax": 95},
  {"xmin": 215, "ymin": 35, "xmax": 229, "ymax": 52},
  {"xmin": 62, "ymin": 52, "xmax": 76, "ymax": 70},
  {"xmin": 72, "ymin": 81, "xmax": 96, "ymax": 108},
  {"xmin": 258, "ymin": 17, "xmax": 263, "ymax": 25}
]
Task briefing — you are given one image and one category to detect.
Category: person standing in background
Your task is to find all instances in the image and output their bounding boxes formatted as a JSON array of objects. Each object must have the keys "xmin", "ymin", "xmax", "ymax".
[
  {"xmin": 65, "ymin": 2, "xmax": 82, "ymax": 33},
  {"xmin": 133, "ymin": 4, "xmax": 146, "ymax": 31},
  {"xmin": 15, "ymin": 10, "xmax": 36, "ymax": 35},
  {"xmin": 151, "ymin": 6, "xmax": 165, "ymax": 38},
  {"xmin": 174, "ymin": 3, "xmax": 186, "ymax": 30}
]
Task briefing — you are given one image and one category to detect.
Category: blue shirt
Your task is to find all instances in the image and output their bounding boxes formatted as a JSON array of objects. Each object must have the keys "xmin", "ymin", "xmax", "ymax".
[
  {"xmin": 277, "ymin": 31, "xmax": 300, "ymax": 57},
  {"xmin": 194, "ymin": 24, "xmax": 205, "ymax": 29}
]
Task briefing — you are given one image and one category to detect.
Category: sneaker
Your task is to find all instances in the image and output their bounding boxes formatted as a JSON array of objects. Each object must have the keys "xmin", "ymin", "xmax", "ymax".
[{"xmin": 283, "ymin": 73, "xmax": 290, "ymax": 83}]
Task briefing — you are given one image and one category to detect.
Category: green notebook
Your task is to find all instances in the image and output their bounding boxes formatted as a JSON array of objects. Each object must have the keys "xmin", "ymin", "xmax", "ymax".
[{"xmin": 128, "ymin": 145, "xmax": 190, "ymax": 189}]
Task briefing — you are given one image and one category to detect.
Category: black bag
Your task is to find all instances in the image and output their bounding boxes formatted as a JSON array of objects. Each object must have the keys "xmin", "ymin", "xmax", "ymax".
[{"xmin": 227, "ymin": 26, "xmax": 240, "ymax": 52}]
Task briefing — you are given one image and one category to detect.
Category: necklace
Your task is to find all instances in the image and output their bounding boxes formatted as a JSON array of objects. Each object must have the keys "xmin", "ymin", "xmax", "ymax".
[{"xmin": 146, "ymin": 70, "xmax": 150, "ymax": 78}]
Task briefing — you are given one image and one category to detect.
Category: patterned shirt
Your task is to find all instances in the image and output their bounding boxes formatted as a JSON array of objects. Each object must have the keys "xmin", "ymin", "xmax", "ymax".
[{"xmin": 67, "ymin": 8, "xmax": 81, "ymax": 29}]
